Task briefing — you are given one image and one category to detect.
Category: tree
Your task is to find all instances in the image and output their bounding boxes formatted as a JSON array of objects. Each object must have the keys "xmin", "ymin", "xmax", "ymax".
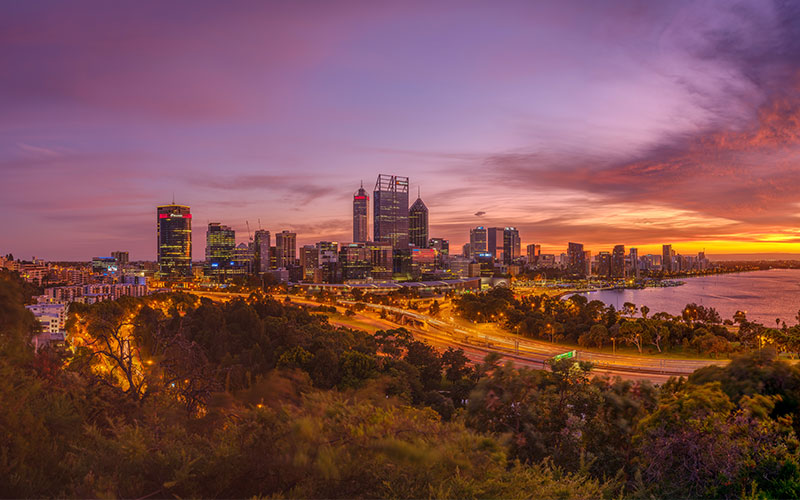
[
  {"xmin": 619, "ymin": 321, "xmax": 644, "ymax": 353},
  {"xmin": 640, "ymin": 305, "xmax": 650, "ymax": 319}
]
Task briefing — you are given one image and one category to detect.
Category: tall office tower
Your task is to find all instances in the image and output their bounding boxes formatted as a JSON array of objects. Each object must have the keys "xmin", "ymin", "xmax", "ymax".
[
  {"xmin": 253, "ymin": 230, "xmax": 271, "ymax": 273},
  {"xmin": 486, "ymin": 227, "xmax": 505, "ymax": 261},
  {"xmin": 408, "ymin": 191, "xmax": 429, "ymax": 248},
  {"xmin": 157, "ymin": 204, "xmax": 192, "ymax": 277},
  {"xmin": 526, "ymin": 244, "xmax": 541, "ymax": 264},
  {"xmin": 470, "ymin": 226, "xmax": 487, "ymax": 256},
  {"xmin": 566, "ymin": 242, "xmax": 586, "ymax": 276},
  {"xmin": 583, "ymin": 250, "xmax": 592, "ymax": 276},
  {"xmin": 205, "ymin": 223, "xmax": 235, "ymax": 277},
  {"xmin": 629, "ymin": 247, "xmax": 639, "ymax": 277},
  {"xmin": 462, "ymin": 242, "xmax": 472, "ymax": 258},
  {"xmin": 275, "ymin": 231, "xmax": 297, "ymax": 268},
  {"xmin": 339, "ymin": 243, "xmax": 372, "ymax": 280},
  {"xmin": 662, "ymin": 244, "xmax": 672, "ymax": 273},
  {"xmin": 316, "ymin": 241, "xmax": 340, "ymax": 283},
  {"xmin": 111, "ymin": 251, "xmax": 129, "ymax": 267},
  {"xmin": 611, "ymin": 244, "xmax": 626, "ymax": 278},
  {"xmin": 353, "ymin": 182, "xmax": 369, "ymax": 243},
  {"xmin": 502, "ymin": 227, "xmax": 521, "ymax": 264},
  {"xmin": 373, "ymin": 174, "xmax": 409, "ymax": 249}
]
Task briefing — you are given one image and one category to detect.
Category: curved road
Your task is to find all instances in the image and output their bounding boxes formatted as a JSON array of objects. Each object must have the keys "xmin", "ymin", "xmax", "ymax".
[{"xmin": 191, "ymin": 290, "xmax": 726, "ymax": 383}]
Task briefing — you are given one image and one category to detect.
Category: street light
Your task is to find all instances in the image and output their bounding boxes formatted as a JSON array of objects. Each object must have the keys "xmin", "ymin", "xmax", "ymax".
[{"xmin": 611, "ymin": 337, "xmax": 616, "ymax": 355}]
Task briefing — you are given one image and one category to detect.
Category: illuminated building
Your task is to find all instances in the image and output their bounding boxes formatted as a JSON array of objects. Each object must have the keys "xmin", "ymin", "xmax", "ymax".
[
  {"xmin": 470, "ymin": 226, "xmax": 487, "ymax": 255},
  {"xmin": 339, "ymin": 243, "xmax": 372, "ymax": 281},
  {"xmin": 502, "ymin": 227, "xmax": 521, "ymax": 264},
  {"xmin": 254, "ymin": 230, "xmax": 271, "ymax": 273},
  {"xmin": 231, "ymin": 242, "xmax": 254, "ymax": 275},
  {"xmin": 611, "ymin": 244, "xmax": 626, "ymax": 278},
  {"xmin": 373, "ymin": 174, "xmax": 409, "ymax": 250},
  {"xmin": 91, "ymin": 257, "xmax": 118, "ymax": 274},
  {"xmin": 429, "ymin": 238, "xmax": 449, "ymax": 269},
  {"xmin": 275, "ymin": 231, "xmax": 297, "ymax": 268},
  {"xmin": 408, "ymin": 191, "xmax": 429, "ymax": 248},
  {"xmin": 597, "ymin": 251, "xmax": 611, "ymax": 277},
  {"xmin": 410, "ymin": 247, "xmax": 436, "ymax": 277},
  {"xmin": 629, "ymin": 247, "xmax": 639, "ymax": 277},
  {"xmin": 111, "ymin": 251, "xmax": 129, "ymax": 267},
  {"xmin": 205, "ymin": 223, "xmax": 235, "ymax": 278},
  {"xmin": 367, "ymin": 241, "xmax": 393, "ymax": 280},
  {"xmin": 317, "ymin": 241, "xmax": 340, "ymax": 283},
  {"xmin": 157, "ymin": 204, "xmax": 192, "ymax": 277},
  {"xmin": 583, "ymin": 250, "xmax": 592, "ymax": 276},
  {"xmin": 353, "ymin": 182, "xmax": 369, "ymax": 243},
  {"xmin": 566, "ymin": 242, "xmax": 586, "ymax": 276},
  {"xmin": 300, "ymin": 245, "xmax": 318, "ymax": 281}
]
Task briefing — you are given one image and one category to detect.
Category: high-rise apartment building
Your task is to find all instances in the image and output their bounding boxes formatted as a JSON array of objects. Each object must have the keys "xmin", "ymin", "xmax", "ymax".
[
  {"xmin": 408, "ymin": 192, "xmax": 429, "ymax": 248},
  {"xmin": 470, "ymin": 226, "xmax": 487, "ymax": 256},
  {"xmin": 597, "ymin": 251, "xmax": 611, "ymax": 277},
  {"xmin": 353, "ymin": 182, "xmax": 369, "ymax": 243},
  {"xmin": 566, "ymin": 242, "xmax": 586, "ymax": 276},
  {"xmin": 611, "ymin": 244, "xmax": 626, "ymax": 278},
  {"xmin": 275, "ymin": 231, "xmax": 297, "ymax": 268},
  {"xmin": 253, "ymin": 230, "xmax": 271, "ymax": 273},
  {"xmin": 373, "ymin": 174, "xmax": 409, "ymax": 250},
  {"xmin": 429, "ymin": 238, "xmax": 449, "ymax": 269},
  {"xmin": 157, "ymin": 204, "xmax": 192, "ymax": 277},
  {"xmin": 502, "ymin": 227, "xmax": 521, "ymax": 264}
]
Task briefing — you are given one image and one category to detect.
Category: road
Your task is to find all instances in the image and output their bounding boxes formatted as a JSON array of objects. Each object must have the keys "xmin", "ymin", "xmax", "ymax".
[{"xmin": 190, "ymin": 290, "xmax": 726, "ymax": 383}]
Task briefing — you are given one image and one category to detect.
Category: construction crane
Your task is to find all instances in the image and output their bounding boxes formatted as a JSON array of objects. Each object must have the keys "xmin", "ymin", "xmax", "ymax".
[{"xmin": 246, "ymin": 221, "xmax": 253, "ymax": 242}]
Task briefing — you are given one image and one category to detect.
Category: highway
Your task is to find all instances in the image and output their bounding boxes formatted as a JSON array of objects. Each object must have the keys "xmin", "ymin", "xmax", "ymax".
[{"xmin": 190, "ymin": 290, "xmax": 726, "ymax": 383}]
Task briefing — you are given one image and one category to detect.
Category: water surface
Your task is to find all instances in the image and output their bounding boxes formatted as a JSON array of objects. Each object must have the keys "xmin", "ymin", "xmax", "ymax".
[{"xmin": 576, "ymin": 269, "xmax": 800, "ymax": 325}]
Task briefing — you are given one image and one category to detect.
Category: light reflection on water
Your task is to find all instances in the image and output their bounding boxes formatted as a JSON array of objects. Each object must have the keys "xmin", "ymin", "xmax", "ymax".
[{"xmin": 574, "ymin": 268, "xmax": 800, "ymax": 325}]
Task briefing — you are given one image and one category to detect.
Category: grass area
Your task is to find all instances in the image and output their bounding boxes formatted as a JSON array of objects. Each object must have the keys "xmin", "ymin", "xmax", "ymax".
[
  {"xmin": 448, "ymin": 315, "xmax": 730, "ymax": 360},
  {"xmin": 325, "ymin": 312, "xmax": 383, "ymax": 334}
]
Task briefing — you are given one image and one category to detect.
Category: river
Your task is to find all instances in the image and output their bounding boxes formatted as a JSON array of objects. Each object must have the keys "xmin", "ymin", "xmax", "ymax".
[{"xmin": 574, "ymin": 269, "xmax": 800, "ymax": 326}]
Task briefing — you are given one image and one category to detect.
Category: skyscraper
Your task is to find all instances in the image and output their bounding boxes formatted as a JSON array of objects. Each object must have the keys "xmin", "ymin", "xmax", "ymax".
[
  {"xmin": 157, "ymin": 204, "xmax": 192, "ymax": 277},
  {"xmin": 611, "ymin": 244, "xmax": 626, "ymax": 278},
  {"xmin": 205, "ymin": 223, "xmax": 235, "ymax": 277},
  {"xmin": 629, "ymin": 247, "xmax": 639, "ymax": 277},
  {"xmin": 662, "ymin": 244, "xmax": 673, "ymax": 273},
  {"xmin": 373, "ymin": 174, "xmax": 409, "ymax": 249},
  {"xmin": 275, "ymin": 231, "xmax": 297, "ymax": 268},
  {"xmin": 253, "ymin": 230, "xmax": 271, "ymax": 273},
  {"xmin": 526, "ymin": 244, "xmax": 541, "ymax": 265},
  {"xmin": 470, "ymin": 226, "xmax": 487, "ymax": 255},
  {"xmin": 353, "ymin": 182, "xmax": 369, "ymax": 243},
  {"xmin": 566, "ymin": 242, "xmax": 585, "ymax": 276},
  {"xmin": 503, "ymin": 227, "xmax": 521, "ymax": 264},
  {"xmin": 408, "ymin": 190, "xmax": 429, "ymax": 248},
  {"xmin": 487, "ymin": 227, "xmax": 504, "ymax": 261}
]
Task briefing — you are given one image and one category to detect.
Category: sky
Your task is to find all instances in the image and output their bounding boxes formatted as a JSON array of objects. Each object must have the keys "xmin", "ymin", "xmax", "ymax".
[{"xmin": 2, "ymin": 0, "xmax": 800, "ymax": 261}]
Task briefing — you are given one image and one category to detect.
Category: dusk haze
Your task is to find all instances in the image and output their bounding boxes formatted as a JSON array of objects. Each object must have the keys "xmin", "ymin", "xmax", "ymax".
[{"xmin": 5, "ymin": 2, "xmax": 800, "ymax": 499}]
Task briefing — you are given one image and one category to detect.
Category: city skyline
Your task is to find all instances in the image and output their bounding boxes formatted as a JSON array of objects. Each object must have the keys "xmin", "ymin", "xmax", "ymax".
[{"xmin": 2, "ymin": 1, "xmax": 800, "ymax": 260}]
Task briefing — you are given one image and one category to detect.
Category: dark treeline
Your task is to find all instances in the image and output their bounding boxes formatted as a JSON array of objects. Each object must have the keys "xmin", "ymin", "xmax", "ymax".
[
  {"xmin": 3, "ymin": 272, "xmax": 800, "ymax": 498},
  {"xmin": 456, "ymin": 287, "xmax": 800, "ymax": 357}
]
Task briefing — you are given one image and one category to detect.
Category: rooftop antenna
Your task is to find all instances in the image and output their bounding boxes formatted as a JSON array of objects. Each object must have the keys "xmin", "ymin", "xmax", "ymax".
[
  {"xmin": 418, "ymin": 186, "xmax": 421, "ymax": 199},
  {"xmin": 360, "ymin": 179, "xmax": 363, "ymax": 188},
  {"xmin": 258, "ymin": 218, "xmax": 262, "ymax": 230},
  {"xmin": 172, "ymin": 192, "xmax": 175, "ymax": 204}
]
